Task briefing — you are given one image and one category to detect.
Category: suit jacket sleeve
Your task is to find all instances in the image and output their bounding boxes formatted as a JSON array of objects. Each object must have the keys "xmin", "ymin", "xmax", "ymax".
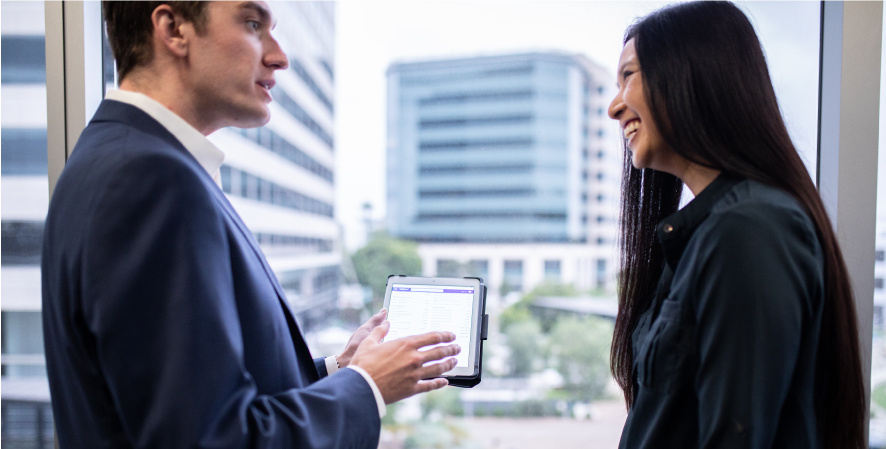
[
  {"xmin": 82, "ymin": 154, "xmax": 379, "ymax": 448},
  {"xmin": 315, "ymin": 357, "xmax": 329, "ymax": 377}
]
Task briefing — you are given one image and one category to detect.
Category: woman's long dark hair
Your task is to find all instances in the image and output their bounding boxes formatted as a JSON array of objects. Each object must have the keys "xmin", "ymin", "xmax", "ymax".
[{"xmin": 609, "ymin": 3, "xmax": 865, "ymax": 448}]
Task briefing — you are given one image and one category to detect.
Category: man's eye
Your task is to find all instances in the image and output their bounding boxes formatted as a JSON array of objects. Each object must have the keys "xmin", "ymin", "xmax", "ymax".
[{"xmin": 248, "ymin": 21, "xmax": 260, "ymax": 30}]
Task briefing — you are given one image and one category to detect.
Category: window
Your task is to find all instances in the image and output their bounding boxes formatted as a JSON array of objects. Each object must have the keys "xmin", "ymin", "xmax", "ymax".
[
  {"xmin": 24, "ymin": 1, "xmax": 841, "ymax": 447},
  {"xmin": 1, "ymin": 1, "xmax": 51, "ymax": 439},
  {"xmin": 503, "ymin": 260, "xmax": 524, "ymax": 293},
  {"xmin": 544, "ymin": 260, "xmax": 561, "ymax": 280},
  {"xmin": 437, "ymin": 259, "xmax": 460, "ymax": 277}
]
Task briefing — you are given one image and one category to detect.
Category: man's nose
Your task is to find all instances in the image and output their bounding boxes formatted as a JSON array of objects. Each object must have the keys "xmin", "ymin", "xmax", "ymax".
[{"xmin": 265, "ymin": 38, "xmax": 289, "ymax": 71}]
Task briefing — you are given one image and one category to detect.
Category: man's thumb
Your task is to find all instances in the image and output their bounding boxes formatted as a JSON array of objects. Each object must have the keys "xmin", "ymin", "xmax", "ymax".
[{"xmin": 368, "ymin": 320, "xmax": 390, "ymax": 342}]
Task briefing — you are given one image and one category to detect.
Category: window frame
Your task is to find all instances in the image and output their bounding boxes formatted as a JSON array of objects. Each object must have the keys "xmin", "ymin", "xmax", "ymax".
[{"xmin": 42, "ymin": 0, "xmax": 883, "ymax": 445}]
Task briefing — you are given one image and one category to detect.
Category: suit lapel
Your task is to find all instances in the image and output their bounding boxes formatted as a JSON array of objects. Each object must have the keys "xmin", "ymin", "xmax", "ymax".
[
  {"xmin": 94, "ymin": 100, "xmax": 320, "ymax": 383},
  {"xmin": 208, "ymin": 185, "xmax": 321, "ymax": 383}
]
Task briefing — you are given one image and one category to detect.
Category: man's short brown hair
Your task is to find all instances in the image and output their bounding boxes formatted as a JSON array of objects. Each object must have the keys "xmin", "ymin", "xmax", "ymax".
[{"xmin": 102, "ymin": 2, "xmax": 208, "ymax": 81}]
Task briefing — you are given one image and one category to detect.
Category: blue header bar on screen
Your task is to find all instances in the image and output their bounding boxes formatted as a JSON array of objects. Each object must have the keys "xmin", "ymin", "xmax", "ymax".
[{"xmin": 392, "ymin": 285, "xmax": 474, "ymax": 294}]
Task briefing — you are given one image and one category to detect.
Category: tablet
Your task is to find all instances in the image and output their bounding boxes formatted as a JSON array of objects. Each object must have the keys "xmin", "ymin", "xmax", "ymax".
[{"xmin": 382, "ymin": 276, "xmax": 484, "ymax": 378}]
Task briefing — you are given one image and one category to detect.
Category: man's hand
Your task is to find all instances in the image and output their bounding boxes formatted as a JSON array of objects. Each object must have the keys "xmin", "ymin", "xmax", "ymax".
[
  {"xmin": 349, "ymin": 321, "xmax": 461, "ymax": 404},
  {"xmin": 337, "ymin": 309, "xmax": 387, "ymax": 368}
]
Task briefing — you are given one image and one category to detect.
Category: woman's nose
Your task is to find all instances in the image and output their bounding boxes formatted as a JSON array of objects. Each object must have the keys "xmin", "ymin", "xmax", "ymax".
[{"xmin": 608, "ymin": 90, "xmax": 625, "ymax": 121}]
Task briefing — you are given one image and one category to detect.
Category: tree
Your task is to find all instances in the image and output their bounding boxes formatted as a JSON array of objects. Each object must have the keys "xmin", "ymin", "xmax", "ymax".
[
  {"xmin": 548, "ymin": 316, "xmax": 613, "ymax": 402},
  {"xmin": 550, "ymin": 317, "xmax": 613, "ymax": 401},
  {"xmin": 504, "ymin": 318, "xmax": 544, "ymax": 376},
  {"xmin": 499, "ymin": 282, "xmax": 579, "ymax": 333},
  {"xmin": 351, "ymin": 232, "xmax": 422, "ymax": 310}
]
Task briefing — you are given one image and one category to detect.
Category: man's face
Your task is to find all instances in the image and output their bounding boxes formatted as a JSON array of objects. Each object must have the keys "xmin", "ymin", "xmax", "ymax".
[{"xmin": 187, "ymin": 1, "xmax": 288, "ymax": 132}]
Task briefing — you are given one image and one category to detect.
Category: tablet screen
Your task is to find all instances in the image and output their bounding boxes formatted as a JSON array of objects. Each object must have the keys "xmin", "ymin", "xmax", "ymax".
[{"xmin": 386, "ymin": 283, "xmax": 475, "ymax": 368}]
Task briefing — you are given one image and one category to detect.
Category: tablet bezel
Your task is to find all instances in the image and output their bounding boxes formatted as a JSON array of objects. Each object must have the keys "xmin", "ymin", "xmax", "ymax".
[{"xmin": 382, "ymin": 276, "xmax": 482, "ymax": 378}]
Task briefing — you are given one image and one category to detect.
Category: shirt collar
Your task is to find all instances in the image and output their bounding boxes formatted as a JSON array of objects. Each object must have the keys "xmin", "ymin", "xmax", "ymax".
[
  {"xmin": 104, "ymin": 90, "xmax": 225, "ymax": 185},
  {"xmin": 656, "ymin": 172, "xmax": 743, "ymax": 270}
]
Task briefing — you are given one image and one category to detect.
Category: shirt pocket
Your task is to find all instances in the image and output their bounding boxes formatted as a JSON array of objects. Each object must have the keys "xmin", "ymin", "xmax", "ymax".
[{"xmin": 636, "ymin": 298, "xmax": 687, "ymax": 394}]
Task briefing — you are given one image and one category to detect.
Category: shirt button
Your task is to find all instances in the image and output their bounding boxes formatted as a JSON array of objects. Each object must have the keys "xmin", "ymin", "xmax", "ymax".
[{"xmin": 663, "ymin": 224, "xmax": 674, "ymax": 233}]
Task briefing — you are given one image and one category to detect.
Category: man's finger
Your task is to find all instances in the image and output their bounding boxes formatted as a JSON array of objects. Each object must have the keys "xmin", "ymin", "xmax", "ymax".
[
  {"xmin": 418, "ymin": 357, "xmax": 458, "ymax": 380},
  {"xmin": 406, "ymin": 330, "xmax": 455, "ymax": 348},
  {"xmin": 367, "ymin": 320, "xmax": 390, "ymax": 343},
  {"xmin": 413, "ymin": 378, "xmax": 448, "ymax": 395},
  {"xmin": 366, "ymin": 308, "xmax": 387, "ymax": 328},
  {"xmin": 420, "ymin": 343, "xmax": 461, "ymax": 364}
]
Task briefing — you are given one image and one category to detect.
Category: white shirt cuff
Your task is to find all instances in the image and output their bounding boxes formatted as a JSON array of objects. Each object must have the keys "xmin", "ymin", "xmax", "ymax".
[
  {"xmin": 324, "ymin": 356, "xmax": 339, "ymax": 375},
  {"xmin": 345, "ymin": 366, "xmax": 387, "ymax": 418}
]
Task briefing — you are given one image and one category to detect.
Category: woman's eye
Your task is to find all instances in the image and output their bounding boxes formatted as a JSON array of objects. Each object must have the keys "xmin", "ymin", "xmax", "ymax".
[{"xmin": 622, "ymin": 70, "xmax": 634, "ymax": 80}]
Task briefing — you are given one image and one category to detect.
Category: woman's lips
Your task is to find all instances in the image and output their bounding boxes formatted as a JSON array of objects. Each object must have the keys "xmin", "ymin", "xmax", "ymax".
[{"xmin": 623, "ymin": 119, "xmax": 640, "ymax": 143}]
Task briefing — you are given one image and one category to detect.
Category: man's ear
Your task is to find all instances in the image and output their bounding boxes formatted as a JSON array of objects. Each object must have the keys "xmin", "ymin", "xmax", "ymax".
[{"xmin": 151, "ymin": 4, "xmax": 191, "ymax": 59}]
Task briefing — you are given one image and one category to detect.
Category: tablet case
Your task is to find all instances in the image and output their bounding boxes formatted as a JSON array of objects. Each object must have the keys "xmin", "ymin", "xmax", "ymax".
[{"xmin": 387, "ymin": 275, "xmax": 488, "ymax": 388}]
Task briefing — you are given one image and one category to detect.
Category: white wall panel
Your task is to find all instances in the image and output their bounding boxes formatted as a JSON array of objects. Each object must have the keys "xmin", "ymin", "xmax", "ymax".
[
  {"xmin": 1, "ymin": 85, "xmax": 48, "ymax": 128},
  {"xmin": 1, "ymin": 177, "xmax": 49, "ymax": 221},
  {"xmin": 1, "ymin": 267, "xmax": 42, "ymax": 311}
]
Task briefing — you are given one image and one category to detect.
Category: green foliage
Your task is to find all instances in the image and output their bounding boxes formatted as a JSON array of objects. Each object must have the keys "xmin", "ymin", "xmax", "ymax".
[
  {"xmin": 498, "ymin": 306, "xmax": 532, "ymax": 334},
  {"xmin": 403, "ymin": 422, "xmax": 472, "ymax": 449},
  {"xmin": 503, "ymin": 318, "xmax": 544, "ymax": 376},
  {"xmin": 521, "ymin": 282, "xmax": 580, "ymax": 303},
  {"xmin": 548, "ymin": 316, "xmax": 614, "ymax": 402},
  {"xmin": 381, "ymin": 400, "xmax": 402, "ymax": 428},
  {"xmin": 421, "ymin": 386, "xmax": 464, "ymax": 418},
  {"xmin": 351, "ymin": 232, "xmax": 422, "ymax": 310},
  {"xmin": 873, "ymin": 382, "xmax": 886, "ymax": 410},
  {"xmin": 499, "ymin": 282, "xmax": 579, "ymax": 333}
]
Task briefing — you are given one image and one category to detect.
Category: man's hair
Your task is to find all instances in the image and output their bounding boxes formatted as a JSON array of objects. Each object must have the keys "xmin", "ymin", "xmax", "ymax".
[{"xmin": 102, "ymin": 2, "xmax": 209, "ymax": 81}]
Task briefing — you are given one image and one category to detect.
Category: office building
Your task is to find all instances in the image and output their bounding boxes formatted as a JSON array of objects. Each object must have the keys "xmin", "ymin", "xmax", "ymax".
[
  {"xmin": 1, "ymin": 4, "xmax": 340, "ymax": 442},
  {"xmin": 210, "ymin": 2, "xmax": 343, "ymax": 331},
  {"xmin": 386, "ymin": 53, "xmax": 621, "ymax": 293}
]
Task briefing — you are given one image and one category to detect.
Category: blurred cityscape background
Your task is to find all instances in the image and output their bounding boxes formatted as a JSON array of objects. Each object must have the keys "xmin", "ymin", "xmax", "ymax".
[{"xmin": 2, "ymin": 1, "xmax": 885, "ymax": 449}]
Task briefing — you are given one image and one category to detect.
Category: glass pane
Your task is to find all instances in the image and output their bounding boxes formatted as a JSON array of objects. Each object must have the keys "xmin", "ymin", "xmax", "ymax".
[
  {"xmin": 337, "ymin": 1, "xmax": 821, "ymax": 447},
  {"xmin": 871, "ymin": 5, "xmax": 886, "ymax": 448},
  {"xmin": 211, "ymin": 2, "xmax": 343, "ymax": 334},
  {"xmin": 1, "ymin": 0, "xmax": 54, "ymax": 446}
]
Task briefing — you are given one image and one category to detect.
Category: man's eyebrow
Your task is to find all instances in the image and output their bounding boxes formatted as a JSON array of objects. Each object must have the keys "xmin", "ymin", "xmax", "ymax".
[{"xmin": 239, "ymin": 2, "xmax": 276, "ymax": 28}]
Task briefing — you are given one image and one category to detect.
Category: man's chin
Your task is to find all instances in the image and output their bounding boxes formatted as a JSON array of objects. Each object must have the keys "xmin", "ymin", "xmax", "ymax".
[{"xmin": 233, "ymin": 108, "xmax": 271, "ymax": 129}]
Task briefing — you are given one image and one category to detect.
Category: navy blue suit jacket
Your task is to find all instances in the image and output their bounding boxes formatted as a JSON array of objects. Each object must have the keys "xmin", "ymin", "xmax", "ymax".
[{"xmin": 42, "ymin": 100, "xmax": 380, "ymax": 448}]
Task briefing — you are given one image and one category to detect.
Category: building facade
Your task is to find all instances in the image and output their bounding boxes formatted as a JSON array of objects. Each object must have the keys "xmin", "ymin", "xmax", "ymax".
[
  {"xmin": 386, "ymin": 53, "xmax": 621, "ymax": 293},
  {"xmin": 0, "ymin": 4, "xmax": 340, "ymax": 435},
  {"xmin": 211, "ymin": 2, "xmax": 342, "ymax": 332}
]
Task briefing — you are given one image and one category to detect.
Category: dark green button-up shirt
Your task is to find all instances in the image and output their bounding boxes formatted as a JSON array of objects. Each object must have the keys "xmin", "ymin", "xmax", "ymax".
[{"xmin": 619, "ymin": 174, "xmax": 824, "ymax": 449}]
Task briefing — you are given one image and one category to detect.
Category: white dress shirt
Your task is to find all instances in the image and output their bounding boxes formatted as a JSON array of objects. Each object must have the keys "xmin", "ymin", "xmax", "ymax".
[{"xmin": 104, "ymin": 89, "xmax": 386, "ymax": 419}]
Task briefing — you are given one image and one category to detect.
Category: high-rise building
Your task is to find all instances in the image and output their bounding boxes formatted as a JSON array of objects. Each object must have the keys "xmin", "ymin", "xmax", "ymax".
[
  {"xmin": 385, "ymin": 52, "xmax": 621, "ymax": 293},
  {"xmin": 211, "ymin": 2, "xmax": 341, "ymax": 332},
  {"xmin": 1, "ymin": 3, "xmax": 339, "ymax": 442}
]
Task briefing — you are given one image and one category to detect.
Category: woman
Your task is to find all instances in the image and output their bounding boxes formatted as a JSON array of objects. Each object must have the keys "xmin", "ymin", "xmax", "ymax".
[{"xmin": 607, "ymin": 2, "xmax": 864, "ymax": 449}]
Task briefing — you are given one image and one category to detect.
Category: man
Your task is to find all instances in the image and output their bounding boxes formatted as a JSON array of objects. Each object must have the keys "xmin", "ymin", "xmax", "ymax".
[{"xmin": 41, "ymin": 2, "xmax": 459, "ymax": 447}]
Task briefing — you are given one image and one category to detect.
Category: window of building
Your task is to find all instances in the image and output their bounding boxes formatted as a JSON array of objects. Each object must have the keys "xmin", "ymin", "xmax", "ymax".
[
  {"xmin": 2, "ymin": 4, "xmax": 52, "ymax": 439},
  {"xmin": 437, "ymin": 259, "xmax": 460, "ymax": 277},
  {"xmin": 468, "ymin": 259, "xmax": 489, "ymax": 280},
  {"xmin": 503, "ymin": 260, "xmax": 523, "ymax": 293},
  {"xmin": 544, "ymin": 260, "xmax": 561, "ymax": 280}
]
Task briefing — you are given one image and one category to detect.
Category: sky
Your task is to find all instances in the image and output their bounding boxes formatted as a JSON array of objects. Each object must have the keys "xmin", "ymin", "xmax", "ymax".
[{"xmin": 333, "ymin": 1, "xmax": 828, "ymax": 250}]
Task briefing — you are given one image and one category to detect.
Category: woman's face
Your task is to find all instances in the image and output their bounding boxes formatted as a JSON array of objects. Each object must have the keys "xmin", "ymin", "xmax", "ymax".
[{"xmin": 608, "ymin": 39, "xmax": 678, "ymax": 173}]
